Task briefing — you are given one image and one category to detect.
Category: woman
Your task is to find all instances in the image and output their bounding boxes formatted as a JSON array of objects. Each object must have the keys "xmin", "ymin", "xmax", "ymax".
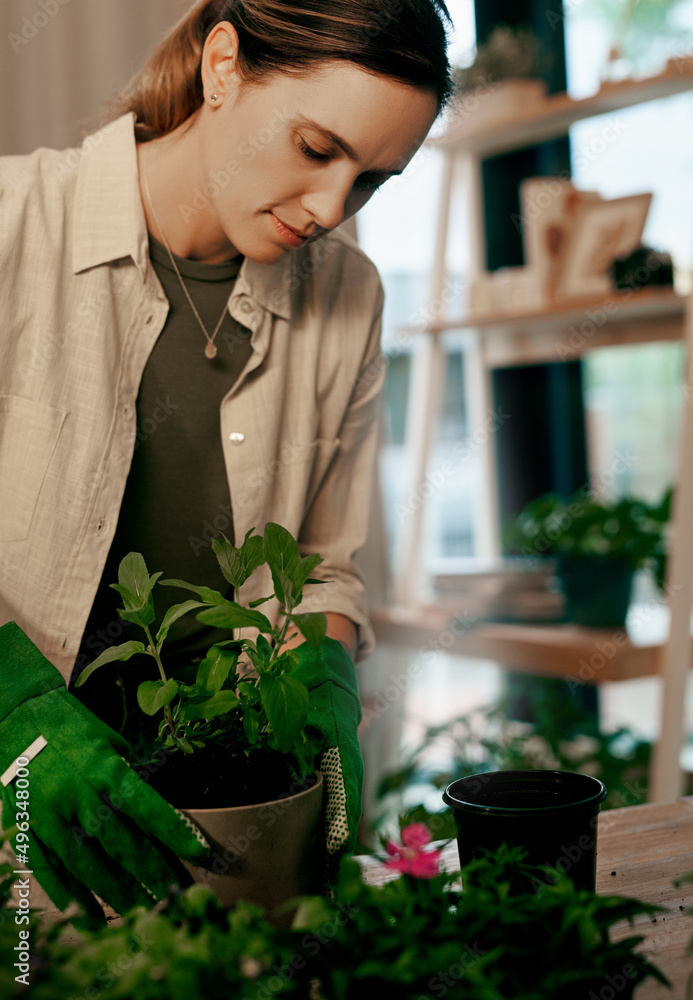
[{"xmin": 0, "ymin": 0, "xmax": 452, "ymax": 924}]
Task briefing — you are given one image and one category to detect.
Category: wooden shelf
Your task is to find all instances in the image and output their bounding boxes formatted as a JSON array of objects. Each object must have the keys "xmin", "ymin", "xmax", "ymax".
[
  {"xmin": 370, "ymin": 607, "xmax": 666, "ymax": 683},
  {"xmin": 434, "ymin": 63, "xmax": 693, "ymax": 156},
  {"xmin": 454, "ymin": 621, "xmax": 663, "ymax": 683},
  {"xmin": 394, "ymin": 288, "xmax": 685, "ymax": 366},
  {"xmin": 426, "ymin": 287, "xmax": 684, "ymax": 334},
  {"xmin": 398, "ymin": 51, "xmax": 693, "ymax": 798}
]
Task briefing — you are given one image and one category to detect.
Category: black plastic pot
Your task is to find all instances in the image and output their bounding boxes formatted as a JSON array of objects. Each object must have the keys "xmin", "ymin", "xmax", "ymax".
[
  {"xmin": 557, "ymin": 554, "xmax": 634, "ymax": 628},
  {"xmin": 443, "ymin": 769, "xmax": 607, "ymax": 892}
]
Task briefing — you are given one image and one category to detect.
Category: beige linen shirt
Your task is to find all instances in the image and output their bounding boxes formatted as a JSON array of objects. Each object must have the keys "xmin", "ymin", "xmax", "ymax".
[{"xmin": 0, "ymin": 113, "xmax": 385, "ymax": 681}]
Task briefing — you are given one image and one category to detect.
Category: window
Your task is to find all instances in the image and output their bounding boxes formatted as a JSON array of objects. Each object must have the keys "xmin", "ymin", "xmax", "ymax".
[{"xmin": 357, "ymin": 0, "xmax": 477, "ymax": 574}]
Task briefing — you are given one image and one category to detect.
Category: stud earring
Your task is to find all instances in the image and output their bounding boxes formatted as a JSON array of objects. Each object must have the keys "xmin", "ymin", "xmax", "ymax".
[{"xmin": 210, "ymin": 93, "xmax": 218, "ymax": 103}]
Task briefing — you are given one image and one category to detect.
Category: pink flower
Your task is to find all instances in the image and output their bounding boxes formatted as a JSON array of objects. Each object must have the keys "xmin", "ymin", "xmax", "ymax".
[{"xmin": 384, "ymin": 822, "xmax": 442, "ymax": 879}]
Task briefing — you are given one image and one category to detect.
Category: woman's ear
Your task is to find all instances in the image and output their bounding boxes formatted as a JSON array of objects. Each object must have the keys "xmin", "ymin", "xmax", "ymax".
[{"xmin": 200, "ymin": 20, "xmax": 242, "ymax": 107}]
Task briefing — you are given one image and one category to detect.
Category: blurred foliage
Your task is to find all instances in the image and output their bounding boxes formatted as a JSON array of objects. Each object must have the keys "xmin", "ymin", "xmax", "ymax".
[
  {"xmin": 572, "ymin": 0, "xmax": 693, "ymax": 71},
  {"xmin": 453, "ymin": 25, "xmax": 542, "ymax": 93},
  {"xmin": 373, "ymin": 686, "xmax": 651, "ymax": 842},
  {"xmin": 503, "ymin": 488, "xmax": 671, "ymax": 590}
]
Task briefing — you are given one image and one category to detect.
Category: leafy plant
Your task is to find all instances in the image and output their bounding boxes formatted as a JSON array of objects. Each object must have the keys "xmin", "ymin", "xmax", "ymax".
[
  {"xmin": 3, "ymin": 829, "xmax": 669, "ymax": 1000},
  {"xmin": 4, "ymin": 884, "xmax": 304, "ymax": 1000},
  {"xmin": 504, "ymin": 488, "xmax": 671, "ymax": 589},
  {"xmin": 291, "ymin": 830, "xmax": 670, "ymax": 1000},
  {"xmin": 453, "ymin": 25, "xmax": 541, "ymax": 93},
  {"xmin": 75, "ymin": 523, "xmax": 327, "ymax": 803},
  {"xmin": 571, "ymin": 0, "xmax": 693, "ymax": 76}
]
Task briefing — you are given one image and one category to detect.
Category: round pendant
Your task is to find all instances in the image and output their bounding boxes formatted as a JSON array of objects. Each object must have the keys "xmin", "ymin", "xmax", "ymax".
[{"xmin": 204, "ymin": 342, "xmax": 218, "ymax": 360}]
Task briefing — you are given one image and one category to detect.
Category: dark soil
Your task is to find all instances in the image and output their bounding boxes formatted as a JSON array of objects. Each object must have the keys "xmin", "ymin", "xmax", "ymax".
[{"xmin": 142, "ymin": 745, "xmax": 311, "ymax": 809}]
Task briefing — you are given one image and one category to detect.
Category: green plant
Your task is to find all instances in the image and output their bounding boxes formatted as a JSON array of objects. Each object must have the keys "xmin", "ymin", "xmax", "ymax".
[
  {"xmin": 572, "ymin": 0, "xmax": 693, "ymax": 74},
  {"xmin": 504, "ymin": 488, "xmax": 671, "ymax": 589},
  {"xmin": 297, "ymin": 833, "xmax": 669, "ymax": 1000},
  {"xmin": 5, "ymin": 884, "xmax": 304, "ymax": 1000},
  {"xmin": 453, "ymin": 25, "xmax": 541, "ymax": 94},
  {"xmin": 75, "ymin": 523, "xmax": 328, "ymax": 803},
  {"xmin": 3, "ymin": 828, "xmax": 669, "ymax": 1000}
]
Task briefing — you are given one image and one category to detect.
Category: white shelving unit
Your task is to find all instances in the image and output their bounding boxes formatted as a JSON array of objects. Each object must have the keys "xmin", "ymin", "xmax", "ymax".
[{"xmin": 383, "ymin": 64, "xmax": 693, "ymax": 803}]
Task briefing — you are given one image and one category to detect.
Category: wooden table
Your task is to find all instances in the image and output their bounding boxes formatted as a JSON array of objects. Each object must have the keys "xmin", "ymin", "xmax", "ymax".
[{"xmin": 360, "ymin": 798, "xmax": 693, "ymax": 998}]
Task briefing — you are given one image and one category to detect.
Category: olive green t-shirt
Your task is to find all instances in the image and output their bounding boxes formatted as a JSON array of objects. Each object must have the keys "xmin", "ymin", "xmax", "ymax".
[{"xmin": 75, "ymin": 234, "xmax": 254, "ymax": 681}]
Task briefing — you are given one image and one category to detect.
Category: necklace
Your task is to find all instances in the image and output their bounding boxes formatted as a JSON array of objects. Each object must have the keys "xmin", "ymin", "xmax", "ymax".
[{"xmin": 142, "ymin": 167, "xmax": 226, "ymax": 359}]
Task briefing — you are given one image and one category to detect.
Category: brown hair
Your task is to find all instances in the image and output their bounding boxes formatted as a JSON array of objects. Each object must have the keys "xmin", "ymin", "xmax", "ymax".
[{"xmin": 107, "ymin": 0, "xmax": 452, "ymax": 140}]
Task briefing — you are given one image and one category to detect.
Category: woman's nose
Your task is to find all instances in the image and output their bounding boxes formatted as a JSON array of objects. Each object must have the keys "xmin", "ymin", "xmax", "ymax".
[{"xmin": 301, "ymin": 182, "xmax": 350, "ymax": 232}]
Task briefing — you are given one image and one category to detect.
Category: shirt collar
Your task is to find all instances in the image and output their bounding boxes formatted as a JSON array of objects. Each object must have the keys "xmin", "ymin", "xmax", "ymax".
[{"xmin": 72, "ymin": 112, "xmax": 291, "ymax": 320}]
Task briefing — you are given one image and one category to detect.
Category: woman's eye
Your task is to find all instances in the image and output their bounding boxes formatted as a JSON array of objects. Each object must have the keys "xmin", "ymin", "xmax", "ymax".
[
  {"xmin": 298, "ymin": 139, "xmax": 330, "ymax": 162},
  {"xmin": 355, "ymin": 176, "xmax": 384, "ymax": 193}
]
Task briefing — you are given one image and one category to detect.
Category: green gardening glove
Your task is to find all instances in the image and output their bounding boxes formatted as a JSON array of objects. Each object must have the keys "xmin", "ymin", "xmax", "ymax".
[
  {"xmin": 291, "ymin": 637, "xmax": 364, "ymax": 880},
  {"xmin": 0, "ymin": 621, "xmax": 210, "ymax": 929}
]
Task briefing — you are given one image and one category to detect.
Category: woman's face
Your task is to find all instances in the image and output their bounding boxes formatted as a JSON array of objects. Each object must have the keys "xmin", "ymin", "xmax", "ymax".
[{"xmin": 197, "ymin": 59, "xmax": 439, "ymax": 264}]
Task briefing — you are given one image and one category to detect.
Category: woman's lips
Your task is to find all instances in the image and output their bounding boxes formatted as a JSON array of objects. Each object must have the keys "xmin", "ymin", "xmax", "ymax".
[{"xmin": 270, "ymin": 213, "xmax": 310, "ymax": 247}]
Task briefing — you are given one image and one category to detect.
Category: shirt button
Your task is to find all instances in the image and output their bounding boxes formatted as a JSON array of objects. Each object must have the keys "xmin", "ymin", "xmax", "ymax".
[
  {"xmin": 229, "ymin": 432, "xmax": 245, "ymax": 445},
  {"xmin": 241, "ymin": 301, "xmax": 253, "ymax": 314}
]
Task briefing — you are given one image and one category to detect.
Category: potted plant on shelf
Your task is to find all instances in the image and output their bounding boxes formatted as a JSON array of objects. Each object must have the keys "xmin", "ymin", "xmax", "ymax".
[
  {"xmin": 75, "ymin": 522, "xmax": 340, "ymax": 917},
  {"xmin": 451, "ymin": 25, "xmax": 547, "ymax": 124},
  {"xmin": 503, "ymin": 488, "xmax": 671, "ymax": 627}
]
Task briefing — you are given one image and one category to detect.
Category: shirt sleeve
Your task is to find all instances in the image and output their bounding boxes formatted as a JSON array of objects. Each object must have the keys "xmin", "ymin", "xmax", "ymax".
[{"xmin": 293, "ymin": 280, "xmax": 386, "ymax": 662}]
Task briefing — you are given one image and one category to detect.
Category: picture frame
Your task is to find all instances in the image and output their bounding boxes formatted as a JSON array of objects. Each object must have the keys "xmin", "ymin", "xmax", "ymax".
[
  {"xmin": 555, "ymin": 192, "xmax": 653, "ymax": 300},
  {"xmin": 519, "ymin": 177, "xmax": 602, "ymax": 305}
]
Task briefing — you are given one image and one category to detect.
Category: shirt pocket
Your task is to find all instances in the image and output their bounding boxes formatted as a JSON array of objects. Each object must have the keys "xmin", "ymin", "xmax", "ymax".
[{"xmin": 0, "ymin": 395, "xmax": 67, "ymax": 542}]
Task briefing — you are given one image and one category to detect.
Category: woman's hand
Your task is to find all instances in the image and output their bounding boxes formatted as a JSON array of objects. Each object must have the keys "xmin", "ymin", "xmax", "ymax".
[{"xmin": 281, "ymin": 612, "xmax": 358, "ymax": 661}]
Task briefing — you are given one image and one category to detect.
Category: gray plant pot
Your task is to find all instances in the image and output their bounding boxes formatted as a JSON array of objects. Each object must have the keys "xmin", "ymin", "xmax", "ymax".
[{"xmin": 181, "ymin": 770, "xmax": 324, "ymax": 923}]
